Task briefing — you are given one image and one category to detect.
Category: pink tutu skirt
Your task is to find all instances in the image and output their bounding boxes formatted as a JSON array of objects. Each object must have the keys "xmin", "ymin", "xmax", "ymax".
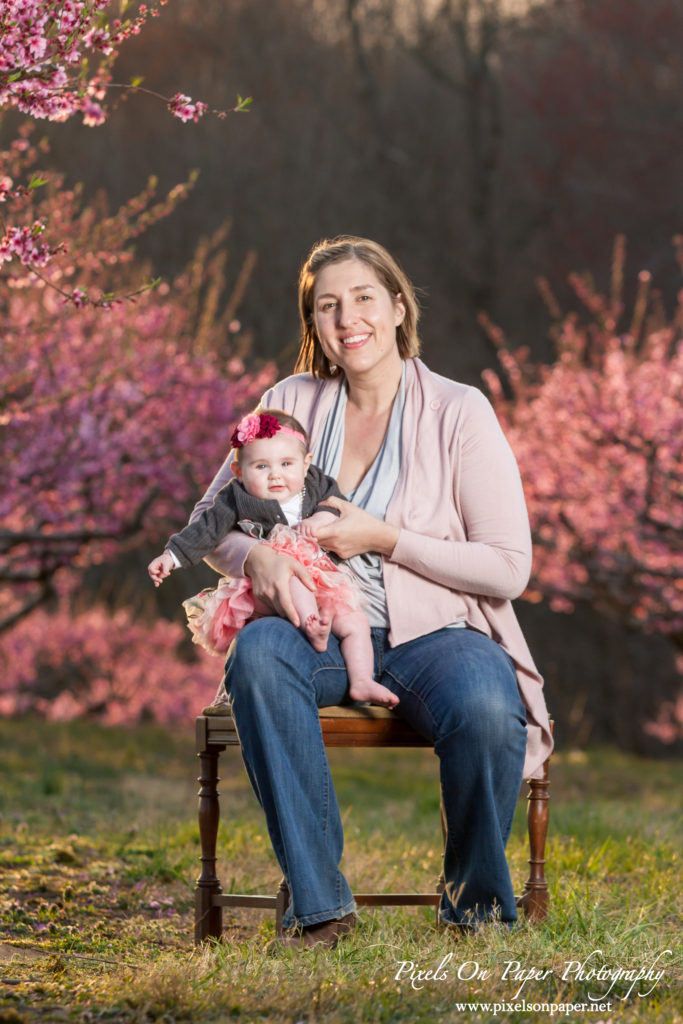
[{"xmin": 182, "ymin": 524, "xmax": 363, "ymax": 657}]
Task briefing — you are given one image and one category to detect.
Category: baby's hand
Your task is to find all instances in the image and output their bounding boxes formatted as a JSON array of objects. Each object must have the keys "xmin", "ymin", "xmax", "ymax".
[
  {"xmin": 298, "ymin": 510, "xmax": 337, "ymax": 539},
  {"xmin": 148, "ymin": 550, "xmax": 175, "ymax": 587},
  {"xmin": 296, "ymin": 519, "xmax": 319, "ymax": 539}
]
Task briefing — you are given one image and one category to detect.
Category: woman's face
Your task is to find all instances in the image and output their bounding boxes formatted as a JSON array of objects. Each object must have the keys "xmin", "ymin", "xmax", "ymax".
[{"xmin": 312, "ymin": 259, "xmax": 405, "ymax": 381}]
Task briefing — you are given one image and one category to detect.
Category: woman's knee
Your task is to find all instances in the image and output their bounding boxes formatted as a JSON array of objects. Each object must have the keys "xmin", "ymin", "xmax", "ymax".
[
  {"xmin": 415, "ymin": 642, "xmax": 525, "ymax": 747},
  {"xmin": 431, "ymin": 692, "xmax": 526, "ymax": 780},
  {"xmin": 467, "ymin": 686, "xmax": 525, "ymax": 742}
]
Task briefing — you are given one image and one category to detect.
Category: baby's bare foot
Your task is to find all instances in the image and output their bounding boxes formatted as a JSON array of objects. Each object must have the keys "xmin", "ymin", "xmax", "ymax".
[
  {"xmin": 349, "ymin": 680, "xmax": 399, "ymax": 709},
  {"xmin": 304, "ymin": 613, "xmax": 332, "ymax": 653}
]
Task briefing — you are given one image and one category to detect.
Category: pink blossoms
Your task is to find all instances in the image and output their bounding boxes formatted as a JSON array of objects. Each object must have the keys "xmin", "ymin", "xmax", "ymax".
[{"xmin": 0, "ymin": 0, "xmax": 207, "ymax": 126}]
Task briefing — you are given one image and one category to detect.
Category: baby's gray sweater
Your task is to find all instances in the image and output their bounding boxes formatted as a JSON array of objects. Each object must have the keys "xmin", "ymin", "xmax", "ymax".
[{"xmin": 167, "ymin": 465, "xmax": 342, "ymax": 568}]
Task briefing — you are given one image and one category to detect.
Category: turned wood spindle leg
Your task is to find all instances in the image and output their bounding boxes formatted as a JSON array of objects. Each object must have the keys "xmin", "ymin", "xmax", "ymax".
[
  {"xmin": 195, "ymin": 747, "xmax": 224, "ymax": 944},
  {"xmin": 434, "ymin": 793, "xmax": 447, "ymax": 924},
  {"xmin": 274, "ymin": 876, "xmax": 290, "ymax": 936},
  {"xmin": 520, "ymin": 751, "xmax": 551, "ymax": 922}
]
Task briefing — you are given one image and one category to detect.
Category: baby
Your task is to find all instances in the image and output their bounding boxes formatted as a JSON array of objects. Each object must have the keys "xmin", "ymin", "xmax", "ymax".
[{"xmin": 148, "ymin": 409, "xmax": 398, "ymax": 709}]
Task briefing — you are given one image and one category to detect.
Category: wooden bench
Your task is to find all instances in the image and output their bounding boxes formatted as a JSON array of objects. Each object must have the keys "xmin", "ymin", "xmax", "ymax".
[{"xmin": 194, "ymin": 706, "xmax": 551, "ymax": 943}]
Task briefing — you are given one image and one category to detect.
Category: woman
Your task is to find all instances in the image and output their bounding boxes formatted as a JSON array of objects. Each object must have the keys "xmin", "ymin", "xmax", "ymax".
[{"xmin": 192, "ymin": 236, "xmax": 553, "ymax": 947}]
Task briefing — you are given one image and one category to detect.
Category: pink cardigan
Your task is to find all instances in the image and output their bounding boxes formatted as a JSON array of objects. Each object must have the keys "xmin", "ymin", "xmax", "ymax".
[{"xmin": 191, "ymin": 357, "xmax": 553, "ymax": 778}]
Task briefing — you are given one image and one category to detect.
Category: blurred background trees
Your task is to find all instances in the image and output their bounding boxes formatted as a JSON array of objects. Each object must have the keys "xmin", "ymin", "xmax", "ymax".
[
  {"xmin": 1, "ymin": 0, "xmax": 681, "ymax": 751},
  {"xmin": 33, "ymin": 0, "xmax": 683, "ymax": 377},
  {"xmin": 484, "ymin": 238, "xmax": 683, "ymax": 750}
]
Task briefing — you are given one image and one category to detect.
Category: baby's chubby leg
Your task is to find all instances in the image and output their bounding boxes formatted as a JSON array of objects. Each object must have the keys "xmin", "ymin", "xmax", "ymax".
[
  {"xmin": 332, "ymin": 612, "xmax": 399, "ymax": 709},
  {"xmin": 289, "ymin": 577, "xmax": 332, "ymax": 653}
]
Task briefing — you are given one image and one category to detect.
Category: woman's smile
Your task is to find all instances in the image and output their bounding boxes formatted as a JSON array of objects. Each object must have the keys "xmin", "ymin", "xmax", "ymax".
[{"xmin": 339, "ymin": 332, "xmax": 370, "ymax": 348}]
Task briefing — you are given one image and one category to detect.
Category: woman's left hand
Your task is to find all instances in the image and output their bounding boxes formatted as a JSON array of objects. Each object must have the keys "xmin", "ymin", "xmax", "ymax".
[{"xmin": 315, "ymin": 496, "xmax": 399, "ymax": 560}]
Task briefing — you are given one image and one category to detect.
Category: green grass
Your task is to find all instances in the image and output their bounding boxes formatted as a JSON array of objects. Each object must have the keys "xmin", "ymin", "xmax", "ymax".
[{"xmin": 0, "ymin": 718, "xmax": 681, "ymax": 1023}]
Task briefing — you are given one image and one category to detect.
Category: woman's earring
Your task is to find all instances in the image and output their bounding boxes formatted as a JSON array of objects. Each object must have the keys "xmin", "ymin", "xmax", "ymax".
[{"xmin": 329, "ymin": 364, "xmax": 338, "ymax": 374}]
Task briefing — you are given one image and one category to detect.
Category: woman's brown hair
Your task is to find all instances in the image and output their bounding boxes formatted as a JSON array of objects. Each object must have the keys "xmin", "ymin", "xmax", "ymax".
[{"xmin": 294, "ymin": 236, "xmax": 421, "ymax": 379}]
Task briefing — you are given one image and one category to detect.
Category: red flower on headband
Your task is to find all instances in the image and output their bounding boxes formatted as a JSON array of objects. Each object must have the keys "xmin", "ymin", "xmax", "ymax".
[{"xmin": 230, "ymin": 412, "xmax": 280, "ymax": 449}]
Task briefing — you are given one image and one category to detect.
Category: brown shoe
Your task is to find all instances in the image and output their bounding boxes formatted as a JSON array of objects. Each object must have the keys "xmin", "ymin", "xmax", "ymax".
[
  {"xmin": 201, "ymin": 699, "xmax": 231, "ymax": 716},
  {"xmin": 436, "ymin": 910, "xmax": 476, "ymax": 936},
  {"xmin": 269, "ymin": 912, "xmax": 357, "ymax": 951}
]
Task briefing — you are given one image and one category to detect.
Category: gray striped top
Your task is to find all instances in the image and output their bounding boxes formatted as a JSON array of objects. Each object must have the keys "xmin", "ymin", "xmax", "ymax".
[{"xmin": 312, "ymin": 364, "xmax": 406, "ymax": 627}]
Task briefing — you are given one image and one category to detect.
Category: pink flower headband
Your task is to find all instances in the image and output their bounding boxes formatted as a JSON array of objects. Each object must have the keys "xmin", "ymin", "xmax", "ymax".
[{"xmin": 230, "ymin": 412, "xmax": 307, "ymax": 450}]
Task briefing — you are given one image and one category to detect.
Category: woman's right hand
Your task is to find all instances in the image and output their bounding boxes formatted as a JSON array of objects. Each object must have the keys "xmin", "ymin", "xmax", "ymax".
[{"xmin": 244, "ymin": 543, "xmax": 316, "ymax": 627}]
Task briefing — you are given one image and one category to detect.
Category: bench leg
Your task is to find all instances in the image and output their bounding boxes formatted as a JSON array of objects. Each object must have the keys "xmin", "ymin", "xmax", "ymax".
[
  {"xmin": 434, "ymin": 795, "xmax": 446, "ymax": 925},
  {"xmin": 195, "ymin": 747, "xmax": 224, "ymax": 944},
  {"xmin": 518, "ymin": 754, "xmax": 550, "ymax": 922},
  {"xmin": 275, "ymin": 877, "xmax": 290, "ymax": 936}
]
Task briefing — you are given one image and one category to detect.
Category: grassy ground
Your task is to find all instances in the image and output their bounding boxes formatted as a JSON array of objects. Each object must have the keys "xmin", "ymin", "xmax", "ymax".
[{"xmin": 0, "ymin": 717, "xmax": 680, "ymax": 1023}]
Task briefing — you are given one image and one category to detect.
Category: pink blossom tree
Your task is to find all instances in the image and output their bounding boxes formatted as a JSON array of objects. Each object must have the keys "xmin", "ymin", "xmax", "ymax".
[
  {"xmin": 483, "ymin": 237, "xmax": 683, "ymax": 735},
  {"xmin": 0, "ymin": 1, "xmax": 249, "ymax": 302},
  {"xmin": 0, "ymin": 149, "xmax": 271, "ymax": 633},
  {"xmin": 0, "ymin": 605, "xmax": 220, "ymax": 724},
  {"xmin": 0, "ymin": 279, "xmax": 269, "ymax": 718},
  {"xmin": 0, "ymin": 145, "xmax": 271, "ymax": 719},
  {"xmin": 0, "ymin": 0, "xmax": 212, "ymax": 127},
  {"xmin": 0, "ymin": 3, "xmax": 267, "ymax": 723}
]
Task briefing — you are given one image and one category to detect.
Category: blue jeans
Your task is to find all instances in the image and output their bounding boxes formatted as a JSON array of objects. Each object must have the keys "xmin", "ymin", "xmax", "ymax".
[{"xmin": 224, "ymin": 619, "xmax": 527, "ymax": 929}]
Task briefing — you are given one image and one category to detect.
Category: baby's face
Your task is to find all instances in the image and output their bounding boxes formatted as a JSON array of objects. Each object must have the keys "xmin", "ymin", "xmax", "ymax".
[{"xmin": 234, "ymin": 434, "xmax": 311, "ymax": 504}]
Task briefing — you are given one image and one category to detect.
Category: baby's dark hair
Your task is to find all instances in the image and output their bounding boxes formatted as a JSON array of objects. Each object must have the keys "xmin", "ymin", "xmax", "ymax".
[{"xmin": 232, "ymin": 408, "xmax": 310, "ymax": 462}]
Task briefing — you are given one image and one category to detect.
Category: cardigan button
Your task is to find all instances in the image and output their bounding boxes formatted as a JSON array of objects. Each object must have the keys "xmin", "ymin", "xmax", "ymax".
[{"xmin": 430, "ymin": 399, "xmax": 441, "ymax": 410}]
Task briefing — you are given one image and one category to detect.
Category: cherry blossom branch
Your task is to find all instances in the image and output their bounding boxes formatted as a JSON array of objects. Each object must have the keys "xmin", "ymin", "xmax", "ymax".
[
  {"xmin": 1, "ymin": 147, "xmax": 197, "ymax": 308},
  {"xmin": 0, "ymin": 1, "xmax": 251, "ymax": 303},
  {"xmin": 25, "ymin": 264, "xmax": 162, "ymax": 309},
  {"xmin": 0, "ymin": 1, "xmax": 251, "ymax": 126},
  {"xmin": 0, "ymin": 489, "xmax": 161, "ymax": 568},
  {"xmin": 104, "ymin": 81, "xmax": 252, "ymax": 121},
  {"xmin": 0, "ymin": 586, "xmax": 54, "ymax": 634},
  {"xmin": 0, "ymin": 527, "xmax": 138, "ymax": 552}
]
